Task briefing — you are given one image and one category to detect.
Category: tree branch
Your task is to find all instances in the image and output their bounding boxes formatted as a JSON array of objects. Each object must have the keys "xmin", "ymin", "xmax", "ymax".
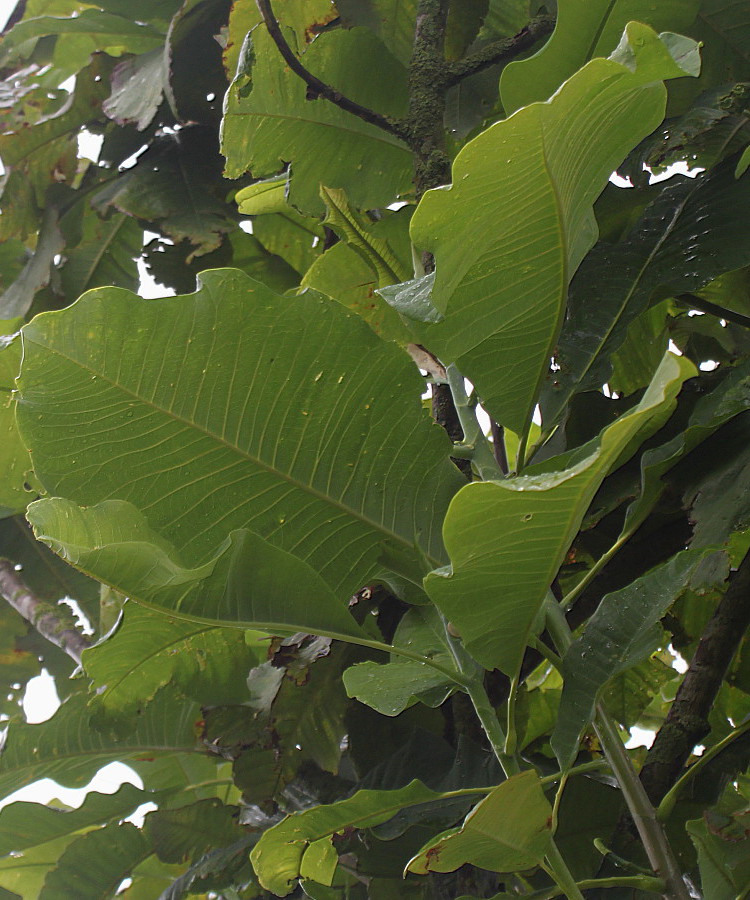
[
  {"xmin": 443, "ymin": 15, "xmax": 555, "ymax": 88},
  {"xmin": 639, "ymin": 546, "xmax": 750, "ymax": 804},
  {"xmin": 255, "ymin": 0, "xmax": 409, "ymax": 141},
  {"xmin": 677, "ymin": 292, "xmax": 750, "ymax": 330},
  {"xmin": 0, "ymin": 559, "xmax": 92, "ymax": 665}
]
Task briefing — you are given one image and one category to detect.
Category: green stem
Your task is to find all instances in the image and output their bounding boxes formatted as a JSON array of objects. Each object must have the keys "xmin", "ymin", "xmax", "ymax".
[
  {"xmin": 544, "ymin": 842, "xmax": 586, "ymax": 900},
  {"xmin": 505, "ymin": 672, "xmax": 520, "ymax": 757},
  {"xmin": 543, "ymin": 595, "xmax": 690, "ymax": 900},
  {"xmin": 658, "ymin": 717, "xmax": 750, "ymax": 821},
  {"xmin": 526, "ymin": 875, "xmax": 666, "ymax": 899},
  {"xmin": 560, "ymin": 528, "xmax": 632, "ymax": 611},
  {"xmin": 446, "ymin": 365, "xmax": 504, "ymax": 480},
  {"xmin": 465, "ymin": 678, "xmax": 519, "ymax": 776}
]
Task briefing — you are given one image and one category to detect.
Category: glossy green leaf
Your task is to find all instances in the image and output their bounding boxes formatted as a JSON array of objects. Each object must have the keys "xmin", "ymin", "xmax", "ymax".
[
  {"xmin": 552, "ymin": 549, "xmax": 714, "ymax": 769},
  {"xmin": 39, "ymin": 822, "xmax": 151, "ymax": 900},
  {"xmin": 0, "ymin": 206, "xmax": 64, "ymax": 319},
  {"xmin": 82, "ymin": 602, "xmax": 260, "ymax": 718},
  {"xmin": 250, "ymin": 780, "xmax": 441, "ymax": 896},
  {"xmin": 302, "ymin": 241, "xmax": 412, "ymax": 344},
  {"xmin": 102, "ymin": 48, "xmax": 166, "ymax": 131},
  {"xmin": 543, "ymin": 162, "xmax": 750, "ymax": 431},
  {"xmin": 18, "ymin": 269, "xmax": 462, "ymax": 603},
  {"xmin": 408, "ymin": 25, "xmax": 699, "ymax": 436},
  {"xmin": 336, "ymin": 0, "xmax": 419, "ymax": 65},
  {"xmin": 0, "ymin": 784, "xmax": 155, "ymax": 855},
  {"xmin": 0, "ymin": 689, "xmax": 202, "ymax": 800},
  {"xmin": 406, "ymin": 771, "xmax": 552, "ymax": 875},
  {"xmin": 425, "ymin": 353, "xmax": 694, "ymax": 674},
  {"xmin": 253, "ymin": 208, "xmax": 325, "ymax": 276},
  {"xmin": 235, "ymin": 173, "xmax": 289, "ymax": 216},
  {"xmin": 500, "ymin": 0, "xmax": 700, "ymax": 113},
  {"xmin": 343, "ymin": 608, "xmax": 459, "ymax": 716},
  {"xmin": 222, "ymin": 26, "xmax": 412, "ymax": 216}
]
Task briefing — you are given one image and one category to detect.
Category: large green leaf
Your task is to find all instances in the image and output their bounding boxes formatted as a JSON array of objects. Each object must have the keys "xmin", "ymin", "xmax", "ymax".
[
  {"xmin": 500, "ymin": 0, "xmax": 700, "ymax": 114},
  {"xmin": 0, "ymin": 10, "xmax": 165, "ymax": 76},
  {"xmin": 551, "ymin": 549, "xmax": 715, "ymax": 769},
  {"xmin": 144, "ymin": 798, "xmax": 242, "ymax": 864},
  {"xmin": 17, "ymin": 268, "xmax": 462, "ymax": 603},
  {"xmin": 406, "ymin": 25, "xmax": 699, "ymax": 437},
  {"xmin": 82, "ymin": 602, "xmax": 261, "ymax": 719},
  {"xmin": 222, "ymin": 26, "xmax": 412, "ymax": 216},
  {"xmin": 424, "ymin": 353, "xmax": 694, "ymax": 674},
  {"xmin": 26, "ymin": 502, "xmax": 370, "ymax": 641},
  {"xmin": 39, "ymin": 822, "xmax": 151, "ymax": 900},
  {"xmin": 222, "ymin": 0, "xmax": 339, "ymax": 76},
  {"xmin": 93, "ymin": 130, "xmax": 237, "ymax": 260},
  {"xmin": 343, "ymin": 607, "xmax": 459, "ymax": 716},
  {"xmin": 250, "ymin": 780, "xmax": 443, "ymax": 896},
  {"xmin": 543, "ymin": 163, "xmax": 750, "ymax": 432},
  {"xmin": 0, "ymin": 784, "xmax": 157, "ymax": 855},
  {"xmin": 406, "ymin": 771, "xmax": 552, "ymax": 875},
  {"xmin": 0, "ymin": 327, "xmax": 34, "ymax": 513},
  {"xmin": 0, "ymin": 688, "xmax": 202, "ymax": 799}
]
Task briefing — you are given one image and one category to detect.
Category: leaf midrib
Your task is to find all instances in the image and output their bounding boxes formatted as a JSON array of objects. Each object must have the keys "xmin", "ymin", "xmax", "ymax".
[{"xmin": 27, "ymin": 339, "xmax": 442, "ymax": 567}]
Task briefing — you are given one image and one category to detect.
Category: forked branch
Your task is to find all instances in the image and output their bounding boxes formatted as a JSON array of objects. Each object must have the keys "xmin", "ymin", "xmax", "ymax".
[{"xmin": 255, "ymin": 0, "xmax": 409, "ymax": 141}]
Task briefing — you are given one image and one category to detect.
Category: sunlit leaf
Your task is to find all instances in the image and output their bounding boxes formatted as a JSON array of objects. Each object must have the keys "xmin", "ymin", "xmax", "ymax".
[
  {"xmin": 406, "ymin": 771, "xmax": 552, "ymax": 874},
  {"xmin": 425, "ymin": 353, "xmax": 694, "ymax": 674},
  {"xmin": 407, "ymin": 25, "xmax": 699, "ymax": 436},
  {"xmin": 18, "ymin": 269, "xmax": 463, "ymax": 606}
]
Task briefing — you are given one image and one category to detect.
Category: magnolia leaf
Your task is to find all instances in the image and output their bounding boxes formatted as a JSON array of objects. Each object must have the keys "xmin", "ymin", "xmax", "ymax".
[
  {"xmin": 102, "ymin": 48, "xmax": 166, "ymax": 131},
  {"xmin": 552, "ymin": 550, "xmax": 716, "ymax": 769},
  {"xmin": 543, "ymin": 162, "xmax": 750, "ymax": 432},
  {"xmin": 39, "ymin": 822, "xmax": 151, "ymax": 900},
  {"xmin": 18, "ymin": 270, "xmax": 462, "ymax": 606},
  {"xmin": 407, "ymin": 24, "xmax": 699, "ymax": 437},
  {"xmin": 343, "ymin": 608, "xmax": 459, "ymax": 715},
  {"xmin": 406, "ymin": 771, "xmax": 552, "ymax": 875},
  {"xmin": 0, "ymin": 689, "xmax": 202, "ymax": 800},
  {"xmin": 0, "ymin": 328, "xmax": 35, "ymax": 513},
  {"xmin": 425, "ymin": 353, "xmax": 694, "ymax": 674},
  {"xmin": 0, "ymin": 785, "xmax": 157, "ymax": 856},
  {"xmin": 250, "ymin": 780, "xmax": 442, "ymax": 896},
  {"xmin": 144, "ymin": 798, "xmax": 242, "ymax": 865},
  {"xmin": 82, "ymin": 602, "xmax": 261, "ymax": 718},
  {"xmin": 0, "ymin": 10, "xmax": 165, "ymax": 76},
  {"xmin": 500, "ymin": 0, "xmax": 700, "ymax": 113},
  {"xmin": 27, "ymin": 501, "xmax": 369, "ymax": 641},
  {"xmin": 222, "ymin": 26, "xmax": 412, "ymax": 216},
  {"xmin": 58, "ymin": 211, "xmax": 141, "ymax": 300}
]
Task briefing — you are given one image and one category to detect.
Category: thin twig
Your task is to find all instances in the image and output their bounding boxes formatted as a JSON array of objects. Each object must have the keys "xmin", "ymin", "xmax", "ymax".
[
  {"xmin": 490, "ymin": 420, "xmax": 509, "ymax": 474},
  {"xmin": 444, "ymin": 15, "xmax": 555, "ymax": 87},
  {"xmin": 255, "ymin": 0, "xmax": 409, "ymax": 141},
  {"xmin": 0, "ymin": 559, "xmax": 92, "ymax": 665}
]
